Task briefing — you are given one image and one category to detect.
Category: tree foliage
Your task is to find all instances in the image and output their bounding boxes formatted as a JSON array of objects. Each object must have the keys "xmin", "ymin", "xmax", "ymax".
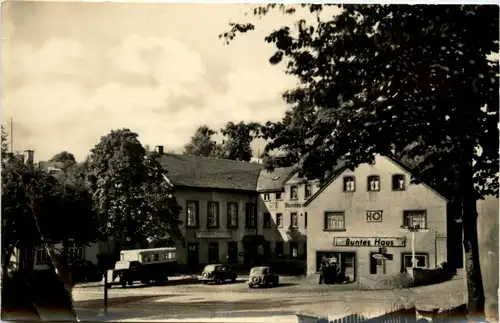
[
  {"xmin": 183, "ymin": 125, "xmax": 221, "ymax": 158},
  {"xmin": 1, "ymin": 125, "xmax": 9, "ymax": 158},
  {"xmin": 49, "ymin": 151, "xmax": 77, "ymax": 170},
  {"xmin": 222, "ymin": 4, "xmax": 498, "ymax": 319},
  {"xmin": 88, "ymin": 128, "xmax": 182, "ymax": 249},
  {"xmin": 1, "ymin": 157, "xmax": 98, "ymax": 274},
  {"xmin": 219, "ymin": 121, "xmax": 261, "ymax": 162}
]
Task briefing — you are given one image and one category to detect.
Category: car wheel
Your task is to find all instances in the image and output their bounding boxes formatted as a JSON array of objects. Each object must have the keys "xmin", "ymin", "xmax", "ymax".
[
  {"xmin": 120, "ymin": 279, "xmax": 126, "ymax": 288},
  {"xmin": 202, "ymin": 281, "xmax": 208, "ymax": 285},
  {"xmin": 248, "ymin": 284, "xmax": 253, "ymax": 289}
]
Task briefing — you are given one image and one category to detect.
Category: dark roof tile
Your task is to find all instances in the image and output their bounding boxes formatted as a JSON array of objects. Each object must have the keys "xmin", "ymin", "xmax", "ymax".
[{"xmin": 158, "ymin": 154, "xmax": 263, "ymax": 191}]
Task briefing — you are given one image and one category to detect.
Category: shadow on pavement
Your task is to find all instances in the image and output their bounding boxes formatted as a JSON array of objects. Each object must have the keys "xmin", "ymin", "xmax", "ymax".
[{"xmin": 74, "ymin": 295, "xmax": 176, "ymax": 309}]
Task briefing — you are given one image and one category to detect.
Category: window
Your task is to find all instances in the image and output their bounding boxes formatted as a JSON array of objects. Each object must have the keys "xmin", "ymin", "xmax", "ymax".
[
  {"xmin": 324, "ymin": 212, "xmax": 345, "ymax": 231},
  {"xmin": 305, "ymin": 184, "xmax": 312, "ymax": 198},
  {"xmin": 208, "ymin": 242, "xmax": 219, "ymax": 263},
  {"xmin": 186, "ymin": 201, "xmax": 199, "ymax": 227},
  {"xmin": 343, "ymin": 176, "xmax": 356, "ymax": 192},
  {"xmin": 290, "ymin": 185, "xmax": 298, "ymax": 200},
  {"xmin": 207, "ymin": 201, "xmax": 219, "ymax": 228},
  {"xmin": 68, "ymin": 243, "xmax": 84, "ymax": 262},
  {"xmin": 392, "ymin": 174, "xmax": 405, "ymax": 190},
  {"xmin": 35, "ymin": 247, "xmax": 49, "ymax": 265},
  {"xmin": 367, "ymin": 175, "xmax": 380, "ymax": 191},
  {"xmin": 276, "ymin": 213, "xmax": 283, "ymax": 228},
  {"xmin": 304, "ymin": 212, "xmax": 308, "ymax": 228},
  {"xmin": 227, "ymin": 242, "xmax": 238, "ymax": 264},
  {"xmin": 402, "ymin": 253, "xmax": 428, "ymax": 269},
  {"xmin": 153, "ymin": 253, "xmax": 160, "ymax": 261},
  {"xmin": 263, "ymin": 193, "xmax": 270, "ymax": 201},
  {"xmin": 275, "ymin": 242, "xmax": 284, "ymax": 257},
  {"xmin": 263, "ymin": 212, "xmax": 271, "ymax": 228},
  {"xmin": 290, "ymin": 242, "xmax": 299, "ymax": 258},
  {"xmin": 245, "ymin": 203, "xmax": 257, "ymax": 228},
  {"xmin": 290, "ymin": 212, "xmax": 298, "ymax": 228},
  {"xmin": 227, "ymin": 202, "xmax": 239, "ymax": 228},
  {"xmin": 403, "ymin": 210, "xmax": 427, "ymax": 229},
  {"xmin": 275, "ymin": 192, "xmax": 282, "ymax": 200}
]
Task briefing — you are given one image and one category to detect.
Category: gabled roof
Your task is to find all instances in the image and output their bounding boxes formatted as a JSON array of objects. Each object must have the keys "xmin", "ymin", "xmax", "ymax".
[
  {"xmin": 256, "ymin": 166, "xmax": 296, "ymax": 192},
  {"xmin": 303, "ymin": 155, "xmax": 449, "ymax": 206},
  {"xmin": 158, "ymin": 154, "xmax": 263, "ymax": 192}
]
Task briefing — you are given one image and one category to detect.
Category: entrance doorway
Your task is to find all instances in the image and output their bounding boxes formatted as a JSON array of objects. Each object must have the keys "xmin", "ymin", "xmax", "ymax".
[
  {"xmin": 187, "ymin": 243, "xmax": 199, "ymax": 270},
  {"xmin": 227, "ymin": 242, "xmax": 238, "ymax": 264},
  {"xmin": 243, "ymin": 243, "xmax": 257, "ymax": 267},
  {"xmin": 369, "ymin": 252, "xmax": 387, "ymax": 274}
]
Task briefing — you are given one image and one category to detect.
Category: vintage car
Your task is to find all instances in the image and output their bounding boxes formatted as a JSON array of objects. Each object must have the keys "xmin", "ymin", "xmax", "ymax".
[
  {"xmin": 199, "ymin": 264, "xmax": 237, "ymax": 284},
  {"xmin": 247, "ymin": 266, "xmax": 279, "ymax": 288},
  {"xmin": 106, "ymin": 247, "xmax": 177, "ymax": 288}
]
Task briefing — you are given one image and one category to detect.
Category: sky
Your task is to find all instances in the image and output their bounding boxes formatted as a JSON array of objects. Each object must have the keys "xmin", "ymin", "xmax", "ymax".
[{"xmin": 2, "ymin": 2, "xmax": 339, "ymax": 162}]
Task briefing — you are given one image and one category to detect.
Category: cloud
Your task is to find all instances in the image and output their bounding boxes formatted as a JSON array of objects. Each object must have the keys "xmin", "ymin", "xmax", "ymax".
[{"xmin": 3, "ymin": 25, "xmax": 296, "ymax": 161}]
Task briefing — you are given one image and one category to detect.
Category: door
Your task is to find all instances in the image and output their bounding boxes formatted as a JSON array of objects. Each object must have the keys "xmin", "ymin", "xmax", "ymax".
[
  {"xmin": 228, "ymin": 242, "xmax": 238, "ymax": 264},
  {"xmin": 243, "ymin": 243, "xmax": 257, "ymax": 267},
  {"xmin": 187, "ymin": 243, "xmax": 199, "ymax": 270},
  {"xmin": 369, "ymin": 252, "xmax": 386, "ymax": 274},
  {"xmin": 208, "ymin": 242, "xmax": 219, "ymax": 263}
]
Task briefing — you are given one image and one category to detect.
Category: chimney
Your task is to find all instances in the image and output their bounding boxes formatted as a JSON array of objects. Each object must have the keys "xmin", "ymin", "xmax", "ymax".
[
  {"xmin": 155, "ymin": 145, "xmax": 164, "ymax": 155},
  {"xmin": 24, "ymin": 150, "xmax": 34, "ymax": 166}
]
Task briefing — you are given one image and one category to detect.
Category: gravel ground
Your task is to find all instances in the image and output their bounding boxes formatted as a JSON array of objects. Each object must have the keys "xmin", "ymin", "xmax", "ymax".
[{"xmin": 72, "ymin": 274, "xmax": 465, "ymax": 321}]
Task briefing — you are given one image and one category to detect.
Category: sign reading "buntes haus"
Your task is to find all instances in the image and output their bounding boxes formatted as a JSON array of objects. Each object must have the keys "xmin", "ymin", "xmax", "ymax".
[{"xmin": 333, "ymin": 237, "xmax": 406, "ymax": 248}]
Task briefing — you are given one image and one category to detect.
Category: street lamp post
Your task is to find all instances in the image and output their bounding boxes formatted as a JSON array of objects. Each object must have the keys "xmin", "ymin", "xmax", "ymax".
[{"xmin": 399, "ymin": 225, "xmax": 430, "ymax": 270}]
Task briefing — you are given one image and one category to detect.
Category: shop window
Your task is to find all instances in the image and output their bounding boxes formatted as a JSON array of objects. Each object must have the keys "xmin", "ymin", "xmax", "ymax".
[
  {"xmin": 275, "ymin": 192, "xmax": 282, "ymax": 200},
  {"xmin": 263, "ymin": 193, "xmax": 270, "ymax": 201},
  {"xmin": 276, "ymin": 213, "xmax": 283, "ymax": 228},
  {"xmin": 208, "ymin": 242, "xmax": 219, "ymax": 263},
  {"xmin": 324, "ymin": 212, "xmax": 345, "ymax": 231},
  {"xmin": 392, "ymin": 174, "xmax": 406, "ymax": 190},
  {"xmin": 343, "ymin": 176, "xmax": 356, "ymax": 192},
  {"xmin": 290, "ymin": 185, "xmax": 298, "ymax": 200},
  {"xmin": 367, "ymin": 175, "xmax": 380, "ymax": 191},
  {"xmin": 275, "ymin": 242, "xmax": 284, "ymax": 258},
  {"xmin": 315, "ymin": 252, "xmax": 355, "ymax": 275},
  {"xmin": 290, "ymin": 212, "xmax": 298, "ymax": 228},
  {"xmin": 402, "ymin": 253, "xmax": 428, "ymax": 269},
  {"xmin": 263, "ymin": 212, "xmax": 271, "ymax": 228},
  {"xmin": 403, "ymin": 210, "xmax": 427, "ymax": 229}
]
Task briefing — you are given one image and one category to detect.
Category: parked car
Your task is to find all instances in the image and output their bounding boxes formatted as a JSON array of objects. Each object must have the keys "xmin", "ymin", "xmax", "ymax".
[
  {"xmin": 70, "ymin": 259, "xmax": 103, "ymax": 283},
  {"xmin": 247, "ymin": 266, "xmax": 279, "ymax": 288},
  {"xmin": 199, "ymin": 264, "xmax": 237, "ymax": 284}
]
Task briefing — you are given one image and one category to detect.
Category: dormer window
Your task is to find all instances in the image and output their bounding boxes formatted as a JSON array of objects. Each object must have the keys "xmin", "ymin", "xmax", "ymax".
[
  {"xmin": 290, "ymin": 186, "xmax": 298, "ymax": 200},
  {"xmin": 367, "ymin": 175, "xmax": 380, "ymax": 191},
  {"xmin": 343, "ymin": 176, "xmax": 356, "ymax": 192},
  {"xmin": 263, "ymin": 193, "xmax": 270, "ymax": 201},
  {"xmin": 392, "ymin": 174, "xmax": 405, "ymax": 191}
]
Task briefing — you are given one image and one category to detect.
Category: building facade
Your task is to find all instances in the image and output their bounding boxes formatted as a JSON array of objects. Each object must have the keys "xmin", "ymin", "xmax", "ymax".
[{"xmin": 304, "ymin": 155, "xmax": 448, "ymax": 281}]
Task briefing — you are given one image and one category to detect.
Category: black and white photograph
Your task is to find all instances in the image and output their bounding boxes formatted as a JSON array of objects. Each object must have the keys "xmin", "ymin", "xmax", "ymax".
[{"xmin": 1, "ymin": 2, "xmax": 499, "ymax": 323}]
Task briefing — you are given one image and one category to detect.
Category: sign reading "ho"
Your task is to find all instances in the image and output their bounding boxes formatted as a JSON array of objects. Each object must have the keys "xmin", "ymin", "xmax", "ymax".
[
  {"xmin": 333, "ymin": 237, "xmax": 406, "ymax": 248},
  {"xmin": 366, "ymin": 210, "xmax": 383, "ymax": 222}
]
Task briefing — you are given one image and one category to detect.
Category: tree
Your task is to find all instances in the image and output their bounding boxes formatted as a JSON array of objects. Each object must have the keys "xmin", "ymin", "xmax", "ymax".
[
  {"xmin": 218, "ymin": 121, "xmax": 261, "ymax": 162},
  {"xmin": 88, "ymin": 128, "xmax": 182, "ymax": 249},
  {"xmin": 223, "ymin": 5, "xmax": 499, "ymax": 320},
  {"xmin": 1, "ymin": 125, "xmax": 9, "ymax": 158},
  {"xmin": 183, "ymin": 125, "xmax": 221, "ymax": 158},
  {"xmin": 49, "ymin": 151, "xmax": 77, "ymax": 169}
]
